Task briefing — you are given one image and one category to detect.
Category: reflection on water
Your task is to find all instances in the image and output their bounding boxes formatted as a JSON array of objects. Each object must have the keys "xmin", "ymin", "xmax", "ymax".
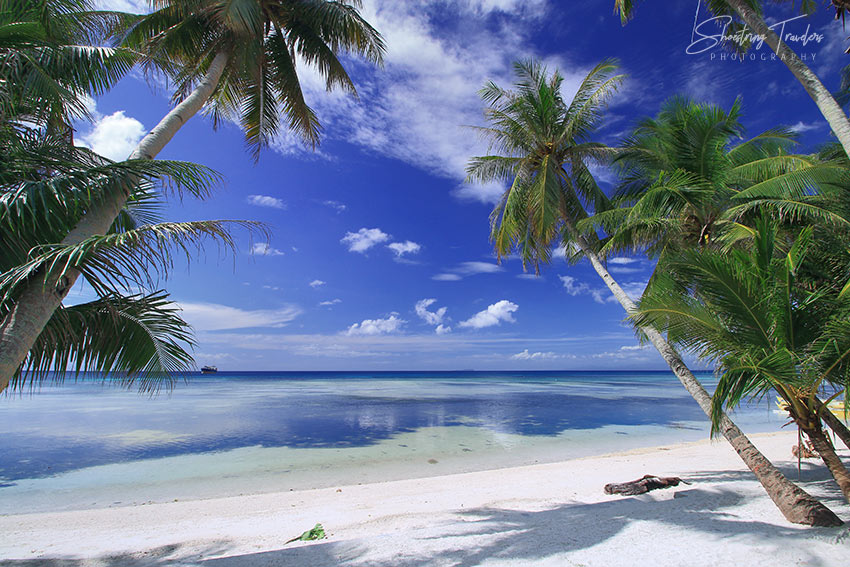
[{"xmin": 0, "ymin": 371, "xmax": 777, "ymax": 482}]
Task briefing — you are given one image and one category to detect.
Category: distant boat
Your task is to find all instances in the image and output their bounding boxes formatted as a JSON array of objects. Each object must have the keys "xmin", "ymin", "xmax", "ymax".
[{"xmin": 200, "ymin": 365, "xmax": 218, "ymax": 374}]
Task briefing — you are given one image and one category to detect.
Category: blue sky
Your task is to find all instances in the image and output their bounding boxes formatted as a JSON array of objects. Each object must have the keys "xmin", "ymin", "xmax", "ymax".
[{"xmin": 70, "ymin": 1, "xmax": 849, "ymax": 371}]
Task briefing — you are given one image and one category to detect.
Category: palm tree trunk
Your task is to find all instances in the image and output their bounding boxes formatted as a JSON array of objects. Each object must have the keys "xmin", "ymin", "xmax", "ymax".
[
  {"xmin": 804, "ymin": 423, "xmax": 850, "ymax": 503},
  {"xmin": 565, "ymin": 223, "xmax": 842, "ymax": 526},
  {"xmin": 727, "ymin": 0, "xmax": 850, "ymax": 158},
  {"xmin": 0, "ymin": 51, "xmax": 230, "ymax": 393},
  {"xmin": 817, "ymin": 397, "xmax": 850, "ymax": 451}
]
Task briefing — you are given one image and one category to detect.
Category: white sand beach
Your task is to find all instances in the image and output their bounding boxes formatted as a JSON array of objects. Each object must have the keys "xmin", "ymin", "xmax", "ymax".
[{"xmin": 1, "ymin": 430, "xmax": 848, "ymax": 567}]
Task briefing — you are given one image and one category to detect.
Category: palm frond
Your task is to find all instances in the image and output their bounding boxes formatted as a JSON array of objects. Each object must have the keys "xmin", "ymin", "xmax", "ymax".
[{"xmin": 16, "ymin": 290, "xmax": 195, "ymax": 392}]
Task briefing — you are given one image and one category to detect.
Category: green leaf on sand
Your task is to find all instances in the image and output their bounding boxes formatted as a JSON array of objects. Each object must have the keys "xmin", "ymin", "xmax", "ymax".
[{"xmin": 285, "ymin": 523, "xmax": 326, "ymax": 545}]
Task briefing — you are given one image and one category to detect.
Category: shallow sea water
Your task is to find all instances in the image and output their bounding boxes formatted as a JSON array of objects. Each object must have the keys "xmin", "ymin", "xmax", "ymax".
[{"xmin": 0, "ymin": 371, "xmax": 787, "ymax": 513}]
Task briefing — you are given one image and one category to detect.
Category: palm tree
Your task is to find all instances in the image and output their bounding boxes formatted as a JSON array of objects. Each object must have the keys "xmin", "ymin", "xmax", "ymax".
[
  {"xmin": 586, "ymin": 98, "xmax": 850, "ymax": 445},
  {"xmin": 0, "ymin": 119, "xmax": 257, "ymax": 391},
  {"xmin": 613, "ymin": 0, "xmax": 850, "ymax": 159},
  {"xmin": 0, "ymin": 0, "xmax": 136, "ymax": 131},
  {"xmin": 633, "ymin": 217, "xmax": 850, "ymax": 502},
  {"xmin": 0, "ymin": 1, "xmax": 260, "ymax": 391},
  {"xmin": 467, "ymin": 59, "xmax": 842, "ymax": 526},
  {"xmin": 0, "ymin": 0, "xmax": 385, "ymax": 387}
]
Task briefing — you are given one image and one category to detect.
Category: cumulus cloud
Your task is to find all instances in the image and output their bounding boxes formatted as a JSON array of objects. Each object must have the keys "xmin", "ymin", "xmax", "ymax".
[
  {"xmin": 78, "ymin": 110, "xmax": 145, "ymax": 161},
  {"xmin": 459, "ymin": 300, "xmax": 518, "ymax": 329},
  {"xmin": 247, "ymin": 194, "xmax": 286, "ymax": 209},
  {"xmin": 415, "ymin": 298, "xmax": 450, "ymax": 333},
  {"xmin": 388, "ymin": 240, "xmax": 422, "ymax": 257},
  {"xmin": 510, "ymin": 349, "xmax": 560, "ymax": 360},
  {"xmin": 178, "ymin": 302, "xmax": 302, "ymax": 331},
  {"xmin": 265, "ymin": 1, "xmax": 584, "ymax": 203},
  {"xmin": 346, "ymin": 314, "xmax": 406, "ymax": 336},
  {"xmin": 453, "ymin": 181, "xmax": 506, "ymax": 205},
  {"xmin": 319, "ymin": 299, "xmax": 342, "ymax": 307},
  {"xmin": 608, "ymin": 257, "xmax": 638, "ymax": 265},
  {"xmin": 560, "ymin": 275, "xmax": 590, "ymax": 296},
  {"xmin": 341, "ymin": 228, "xmax": 390, "ymax": 253},
  {"xmin": 559, "ymin": 275, "xmax": 647, "ymax": 304},
  {"xmin": 251, "ymin": 243, "xmax": 285, "ymax": 256},
  {"xmin": 309, "ymin": 279, "xmax": 326, "ymax": 288}
]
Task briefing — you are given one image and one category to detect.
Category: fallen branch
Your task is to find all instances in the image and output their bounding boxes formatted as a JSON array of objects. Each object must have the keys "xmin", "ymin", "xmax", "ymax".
[{"xmin": 604, "ymin": 475, "xmax": 691, "ymax": 496}]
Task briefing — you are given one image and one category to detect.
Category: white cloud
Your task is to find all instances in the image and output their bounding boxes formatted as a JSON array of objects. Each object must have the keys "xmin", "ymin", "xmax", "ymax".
[
  {"xmin": 268, "ymin": 1, "xmax": 587, "ymax": 202},
  {"xmin": 552, "ymin": 243, "xmax": 580, "ymax": 260},
  {"xmin": 346, "ymin": 313, "xmax": 406, "ymax": 336},
  {"xmin": 434, "ymin": 261, "xmax": 504, "ymax": 281},
  {"xmin": 459, "ymin": 299, "xmax": 518, "ymax": 329},
  {"xmin": 560, "ymin": 275, "xmax": 590, "ymax": 296},
  {"xmin": 78, "ymin": 110, "xmax": 145, "ymax": 161},
  {"xmin": 610, "ymin": 266, "xmax": 644, "ymax": 275},
  {"xmin": 94, "ymin": 0, "xmax": 149, "ymax": 11},
  {"xmin": 247, "ymin": 194, "xmax": 286, "ymax": 209},
  {"xmin": 323, "ymin": 200, "xmax": 347, "ymax": 212},
  {"xmin": 608, "ymin": 257, "xmax": 638, "ymax": 265},
  {"xmin": 516, "ymin": 273, "xmax": 542, "ymax": 281},
  {"xmin": 251, "ymin": 243, "xmax": 285, "ymax": 256},
  {"xmin": 178, "ymin": 302, "xmax": 302, "ymax": 331},
  {"xmin": 620, "ymin": 344, "xmax": 649, "ymax": 351},
  {"xmin": 560, "ymin": 275, "xmax": 647, "ymax": 304},
  {"xmin": 435, "ymin": 324, "xmax": 452, "ymax": 335},
  {"xmin": 510, "ymin": 349, "xmax": 560, "ymax": 360},
  {"xmin": 433, "ymin": 273, "xmax": 463, "ymax": 281},
  {"xmin": 341, "ymin": 227, "xmax": 390, "ymax": 253},
  {"xmin": 457, "ymin": 261, "xmax": 502, "ymax": 275},
  {"xmin": 319, "ymin": 299, "xmax": 342, "ymax": 307},
  {"xmin": 788, "ymin": 121, "xmax": 824, "ymax": 134},
  {"xmin": 453, "ymin": 181, "xmax": 505, "ymax": 205},
  {"xmin": 415, "ymin": 298, "xmax": 448, "ymax": 326},
  {"xmin": 309, "ymin": 279, "xmax": 326, "ymax": 288},
  {"xmin": 195, "ymin": 329, "xmax": 639, "ymax": 364},
  {"xmin": 388, "ymin": 240, "xmax": 422, "ymax": 257}
]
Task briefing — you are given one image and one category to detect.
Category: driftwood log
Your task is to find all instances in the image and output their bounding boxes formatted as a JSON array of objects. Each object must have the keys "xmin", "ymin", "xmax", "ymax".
[{"xmin": 604, "ymin": 475, "xmax": 691, "ymax": 496}]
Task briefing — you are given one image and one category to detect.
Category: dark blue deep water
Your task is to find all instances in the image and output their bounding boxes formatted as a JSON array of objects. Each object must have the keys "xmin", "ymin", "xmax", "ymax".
[{"xmin": 0, "ymin": 371, "xmax": 779, "ymax": 483}]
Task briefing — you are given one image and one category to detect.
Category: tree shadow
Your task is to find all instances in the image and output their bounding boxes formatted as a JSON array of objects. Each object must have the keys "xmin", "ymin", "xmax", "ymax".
[
  {"xmin": 0, "ymin": 542, "xmax": 231, "ymax": 566},
  {"xmin": 197, "ymin": 487, "xmax": 846, "ymax": 567}
]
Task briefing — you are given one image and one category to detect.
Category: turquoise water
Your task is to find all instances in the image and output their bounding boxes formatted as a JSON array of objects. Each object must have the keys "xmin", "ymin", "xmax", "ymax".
[{"xmin": 0, "ymin": 371, "xmax": 787, "ymax": 512}]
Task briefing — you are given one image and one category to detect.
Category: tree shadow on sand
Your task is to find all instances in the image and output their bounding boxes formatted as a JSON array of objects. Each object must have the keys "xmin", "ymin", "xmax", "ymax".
[
  {"xmin": 0, "ymin": 542, "xmax": 231, "ymax": 567},
  {"xmin": 4, "ymin": 460, "xmax": 847, "ymax": 567},
  {"xmin": 201, "ymin": 483, "xmax": 848, "ymax": 567}
]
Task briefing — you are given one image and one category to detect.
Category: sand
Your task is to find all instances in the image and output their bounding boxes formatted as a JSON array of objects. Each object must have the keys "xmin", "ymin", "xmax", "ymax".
[{"xmin": 1, "ymin": 430, "xmax": 848, "ymax": 566}]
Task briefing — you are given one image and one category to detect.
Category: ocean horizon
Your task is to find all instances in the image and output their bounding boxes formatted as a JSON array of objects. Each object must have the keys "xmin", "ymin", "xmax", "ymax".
[{"xmin": 1, "ymin": 369, "xmax": 786, "ymax": 514}]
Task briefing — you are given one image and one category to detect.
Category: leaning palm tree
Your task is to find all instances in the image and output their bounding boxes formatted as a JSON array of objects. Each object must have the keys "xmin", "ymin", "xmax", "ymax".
[
  {"xmin": 467, "ymin": 59, "xmax": 842, "ymax": 526},
  {"xmin": 0, "ymin": 122, "xmax": 256, "ymax": 392},
  {"xmin": 586, "ymin": 97, "xmax": 850, "ymax": 445},
  {"xmin": 634, "ymin": 217, "xmax": 850, "ymax": 502},
  {"xmin": 613, "ymin": 0, "xmax": 850, "ymax": 159},
  {"xmin": 0, "ymin": 0, "xmax": 385, "ymax": 386},
  {"xmin": 0, "ymin": 1, "xmax": 260, "ymax": 391}
]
